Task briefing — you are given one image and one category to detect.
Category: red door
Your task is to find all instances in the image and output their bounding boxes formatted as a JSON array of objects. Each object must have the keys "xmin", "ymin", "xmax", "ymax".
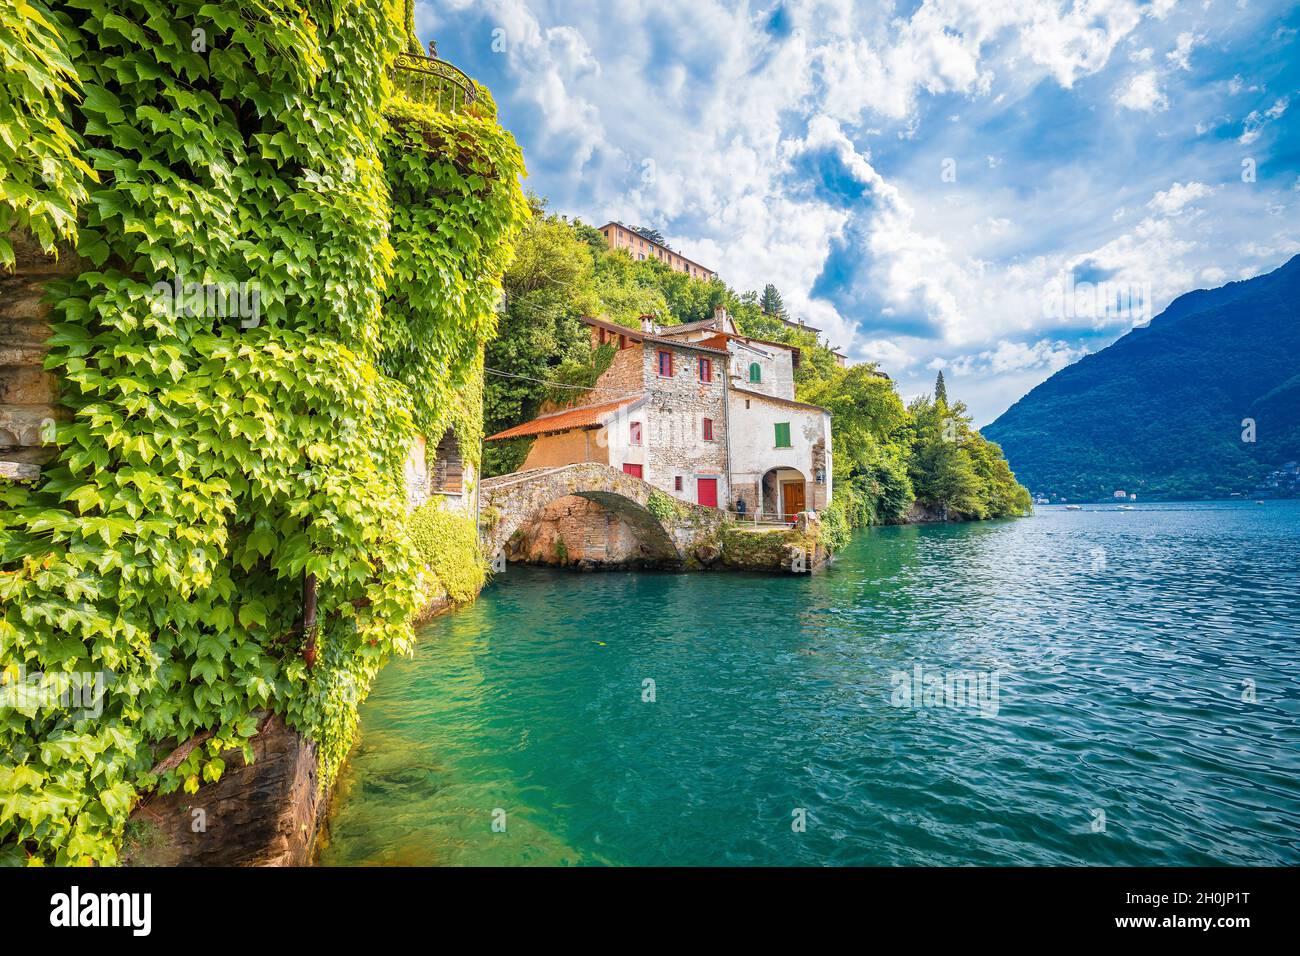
[
  {"xmin": 622, "ymin": 463, "xmax": 643, "ymax": 479},
  {"xmin": 696, "ymin": 477, "xmax": 718, "ymax": 508}
]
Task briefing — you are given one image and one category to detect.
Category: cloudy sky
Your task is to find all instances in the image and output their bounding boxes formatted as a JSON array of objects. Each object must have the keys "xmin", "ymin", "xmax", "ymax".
[{"xmin": 417, "ymin": 0, "xmax": 1300, "ymax": 425}]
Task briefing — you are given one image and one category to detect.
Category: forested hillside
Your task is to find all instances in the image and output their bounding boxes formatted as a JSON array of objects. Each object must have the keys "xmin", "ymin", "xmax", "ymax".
[{"xmin": 986, "ymin": 256, "xmax": 1300, "ymax": 500}]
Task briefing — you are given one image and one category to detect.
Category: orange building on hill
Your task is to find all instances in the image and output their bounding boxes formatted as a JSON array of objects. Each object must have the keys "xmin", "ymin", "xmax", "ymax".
[{"xmin": 598, "ymin": 222, "xmax": 716, "ymax": 281}]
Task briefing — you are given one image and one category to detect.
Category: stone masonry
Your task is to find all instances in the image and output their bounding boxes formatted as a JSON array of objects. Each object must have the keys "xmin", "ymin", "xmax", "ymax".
[
  {"xmin": 632, "ymin": 338, "xmax": 729, "ymax": 501},
  {"xmin": 0, "ymin": 232, "xmax": 80, "ymax": 481},
  {"xmin": 506, "ymin": 494, "xmax": 678, "ymax": 569},
  {"xmin": 481, "ymin": 461, "xmax": 728, "ymax": 569}
]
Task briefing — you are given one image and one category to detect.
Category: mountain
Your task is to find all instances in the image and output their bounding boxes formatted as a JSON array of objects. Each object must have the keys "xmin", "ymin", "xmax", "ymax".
[{"xmin": 984, "ymin": 255, "xmax": 1300, "ymax": 500}]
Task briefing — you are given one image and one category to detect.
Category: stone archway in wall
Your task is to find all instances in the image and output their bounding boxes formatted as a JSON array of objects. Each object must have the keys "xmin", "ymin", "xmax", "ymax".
[
  {"xmin": 502, "ymin": 490, "xmax": 682, "ymax": 569},
  {"xmin": 760, "ymin": 466, "xmax": 808, "ymax": 522},
  {"xmin": 431, "ymin": 428, "xmax": 463, "ymax": 495}
]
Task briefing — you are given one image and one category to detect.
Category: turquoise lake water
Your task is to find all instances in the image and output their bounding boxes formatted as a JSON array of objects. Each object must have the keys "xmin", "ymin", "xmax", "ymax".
[{"xmin": 319, "ymin": 501, "xmax": 1300, "ymax": 866}]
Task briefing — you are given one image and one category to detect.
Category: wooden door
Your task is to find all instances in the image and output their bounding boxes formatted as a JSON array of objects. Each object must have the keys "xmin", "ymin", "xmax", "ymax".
[
  {"xmin": 622, "ymin": 463, "xmax": 643, "ymax": 479},
  {"xmin": 696, "ymin": 477, "xmax": 718, "ymax": 508},
  {"xmin": 781, "ymin": 480, "xmax": 805, "ymax": 521}
]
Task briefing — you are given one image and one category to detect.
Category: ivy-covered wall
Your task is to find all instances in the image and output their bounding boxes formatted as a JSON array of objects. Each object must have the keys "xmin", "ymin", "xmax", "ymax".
[{"xmin": 0, "ymin": 0, "xmax": 526, "ymax": 865}]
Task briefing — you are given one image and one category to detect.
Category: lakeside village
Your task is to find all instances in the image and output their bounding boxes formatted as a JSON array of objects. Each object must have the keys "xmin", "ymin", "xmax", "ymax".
[
  {"xmin": 1029, "ymin": 461, "xmax": 1300, "ymax": 506},
  {"xmin": 1251, "ymin": 461, "xmax": 1300, "ymax": 497},
  {"xmin": 472, "ymin": 221, "xmax": 859, "ymax": 573}
]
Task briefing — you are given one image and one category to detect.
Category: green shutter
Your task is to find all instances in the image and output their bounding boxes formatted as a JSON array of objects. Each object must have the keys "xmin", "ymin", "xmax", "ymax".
[
  {"xmin": 774, "ymin": 422, "xmax": 791, "ymax": 447},
  {"xmin": 749, "ymin": 362, "xmax": 761, "ymax": 382}
]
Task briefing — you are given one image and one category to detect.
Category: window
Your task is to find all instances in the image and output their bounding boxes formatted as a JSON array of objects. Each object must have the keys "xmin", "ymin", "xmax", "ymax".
[
  {"xmin": 618, "ymin": 334, "xmax": 627, "ymax": 349},
  {"xmin": 774, "ymin": 422, "xmax": 791, "ymax": 448},
  {"xmin": 699, "ymin": 357, "xmax": 712, "ymax": 382},
  {"xmin": 749, "ymin": 362, "xmax": 762, "ymax": 383},
  {"xmin": 658, "ymin": 350, "xmax": 673, "ymax": 377},
  {"xmin": 702, "ymin": 417, "xmax": 714, "ymax": 441},
  {"xmin": 675, "ymin": 476, "xmax": 683, "ymax": 491},
  {"xmin": 630, "ymin": 421, "xmax": 642, "ymax": 446}
]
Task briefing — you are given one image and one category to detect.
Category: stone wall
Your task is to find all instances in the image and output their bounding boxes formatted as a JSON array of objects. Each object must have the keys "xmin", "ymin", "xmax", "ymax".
[
  {"xmin": 403, "ymin": 434, "xmax": 430, "ymax": 509},
  {"xmin": 720, "ymin": 513, "xmax": 830, "ymax": 574},
  {"xmin": 0, "ymin": 233, "xmax": 80, "ymax": 480},
  {"xmin": 638, "ymin": 342, "xmax": 729, "ymax": 506},
  {"xmin": 592, "ymin": 340, "xmax": 645, "ymax": 394}
]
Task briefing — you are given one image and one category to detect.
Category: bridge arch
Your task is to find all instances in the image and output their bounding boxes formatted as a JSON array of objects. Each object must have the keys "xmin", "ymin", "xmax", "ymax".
[{"xmin": 479, "ymin": 462, "xmax": 726, "ymax": 570}]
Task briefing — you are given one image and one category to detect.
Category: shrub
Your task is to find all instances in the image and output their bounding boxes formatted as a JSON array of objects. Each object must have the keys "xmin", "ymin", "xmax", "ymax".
[{"xmin": 407, "ymin": 501, "xmax": 488, "ymax": 604}]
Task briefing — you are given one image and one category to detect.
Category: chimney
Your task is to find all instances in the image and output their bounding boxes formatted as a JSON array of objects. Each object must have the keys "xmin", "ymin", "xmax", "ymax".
[
  {"xmin": 713, "ymin": 305, "xmax": 727, "ymax": 327},
  {"xmin": 640, "ymin": 314, "xmax": 656, "ymax": 334}
]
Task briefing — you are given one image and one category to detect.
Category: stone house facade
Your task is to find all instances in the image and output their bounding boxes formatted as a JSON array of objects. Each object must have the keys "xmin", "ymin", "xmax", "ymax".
[
  {"xmin": 655, "ymin": 308, "xmax": 832, "ymax": 518},
  {"xmin": 490, "ymin": 316, "xmax": 730, "ymax": 508},
  {"xmin": 487, "ymin": 309, "xmax": 832, "ymax": 520}
]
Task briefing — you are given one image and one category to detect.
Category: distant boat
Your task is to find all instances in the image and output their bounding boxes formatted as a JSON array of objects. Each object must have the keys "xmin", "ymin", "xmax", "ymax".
[
  {"xmin": 1065, "ymin": 504, "xmax": 1082, "ymax": 511},
  {"xmin": 1256, "ymin": 500, "xmax": 1265, "ymax": 505},
  {"xmin": 1117, "ymin": 504, "xmax": 1135, "ymax": 510}
]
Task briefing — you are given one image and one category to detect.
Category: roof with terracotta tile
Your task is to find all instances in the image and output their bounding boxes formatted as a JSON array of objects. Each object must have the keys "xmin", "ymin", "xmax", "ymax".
[
  {"xmin": 696, "ymin": 330, "xmax": 802, "ymax": 368},
  {"xmin": 485, "ymin": 393, "xmax": 645, "ymax": 441},
  {"xmin": 730, "ymin": 385, "xmax": 829, "ymax": 414},
  {"xmin": 581, "ymin": 315, "xmax": 729, "ymax": 355}
]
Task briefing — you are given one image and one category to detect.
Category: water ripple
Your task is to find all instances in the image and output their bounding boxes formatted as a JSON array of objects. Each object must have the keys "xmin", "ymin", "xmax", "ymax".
[{"xmin": 321, "ymin": 501, "xmax": 1300, "ymax": 866}]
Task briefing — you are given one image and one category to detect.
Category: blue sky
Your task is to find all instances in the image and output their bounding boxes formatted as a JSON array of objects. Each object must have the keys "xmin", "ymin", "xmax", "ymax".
[{"xmin": 417, "ymin": 0, "xmax": 1300, "ymax": 425}]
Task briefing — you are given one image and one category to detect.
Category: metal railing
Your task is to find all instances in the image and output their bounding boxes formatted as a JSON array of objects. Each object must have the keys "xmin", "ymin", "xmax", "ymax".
[
  {"xmin": 721, "ymin": 508, "xmax": 801, "ymax": 527},
  {"xmin": 390, "ymin": 51, "xmax": 478, "ymax": 114}
]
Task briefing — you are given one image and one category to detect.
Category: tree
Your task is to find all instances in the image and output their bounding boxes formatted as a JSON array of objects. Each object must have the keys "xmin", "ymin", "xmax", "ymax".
[
  {"xmin": 906, "ymin": 395, "xmax": 985, "ymax": 520},
  {"xmin": 482, "ymin": 211, "xmax": 602, "ymax": 475},
  {"xmin": 934, "ymin": 370, "xmax": 948, "ymax": 405},
  {"xmin": 630, "ymin": 224, "xmax": 669, "ymax": 248},
  {"xmin": 799, "ymin": 364, "xmax": 906, "ymax": 480},
  {"xmin": 760, "ymin": 283, "xmax": 786, "ymax": 319},
  {"xmin": 799, "ymin": 365, "xmax": 913, "ymax": 525}
]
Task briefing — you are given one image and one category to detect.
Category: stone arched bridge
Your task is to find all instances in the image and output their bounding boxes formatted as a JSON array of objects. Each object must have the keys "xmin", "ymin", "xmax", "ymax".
[{"xmin": 479, "ymin": 461, "xmax": 729, "ymax": 569}]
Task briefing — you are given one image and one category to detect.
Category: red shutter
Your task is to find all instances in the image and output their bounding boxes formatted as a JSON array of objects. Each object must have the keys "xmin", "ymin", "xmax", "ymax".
[
  {"xmin": 630, "ymin": 421, "xmax": 641, "ymax": 445},
  {"xmin": 696, "ymin": 477, "xmax": 718, "ymax": 508},
  {"xmin": 659, "ymin": 350, "xmax": 673, "ymax": 376},
  {"xmin": 699, "ymin": 358, "xmax": 712, "ymax": 382},
  {"xmin": 702, "ymin": 418, "xmax": 713, "ymax": 441},
  {"xmin": 622, "ymin": 463, "xmax": 643, "ymax": 479},
  {"xmin": 675, "ymin": 476, "xmax": 683, "ymax": 491}
]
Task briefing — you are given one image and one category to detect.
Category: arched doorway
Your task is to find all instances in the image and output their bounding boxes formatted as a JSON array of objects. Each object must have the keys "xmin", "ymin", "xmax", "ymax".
[
  {"xmin": 759, "ymin": 466, "xmax": 808, "ymax": 522},
  {"xmin": 432, "ymin": 429, "xmax": 463, "ymax": 495}
]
